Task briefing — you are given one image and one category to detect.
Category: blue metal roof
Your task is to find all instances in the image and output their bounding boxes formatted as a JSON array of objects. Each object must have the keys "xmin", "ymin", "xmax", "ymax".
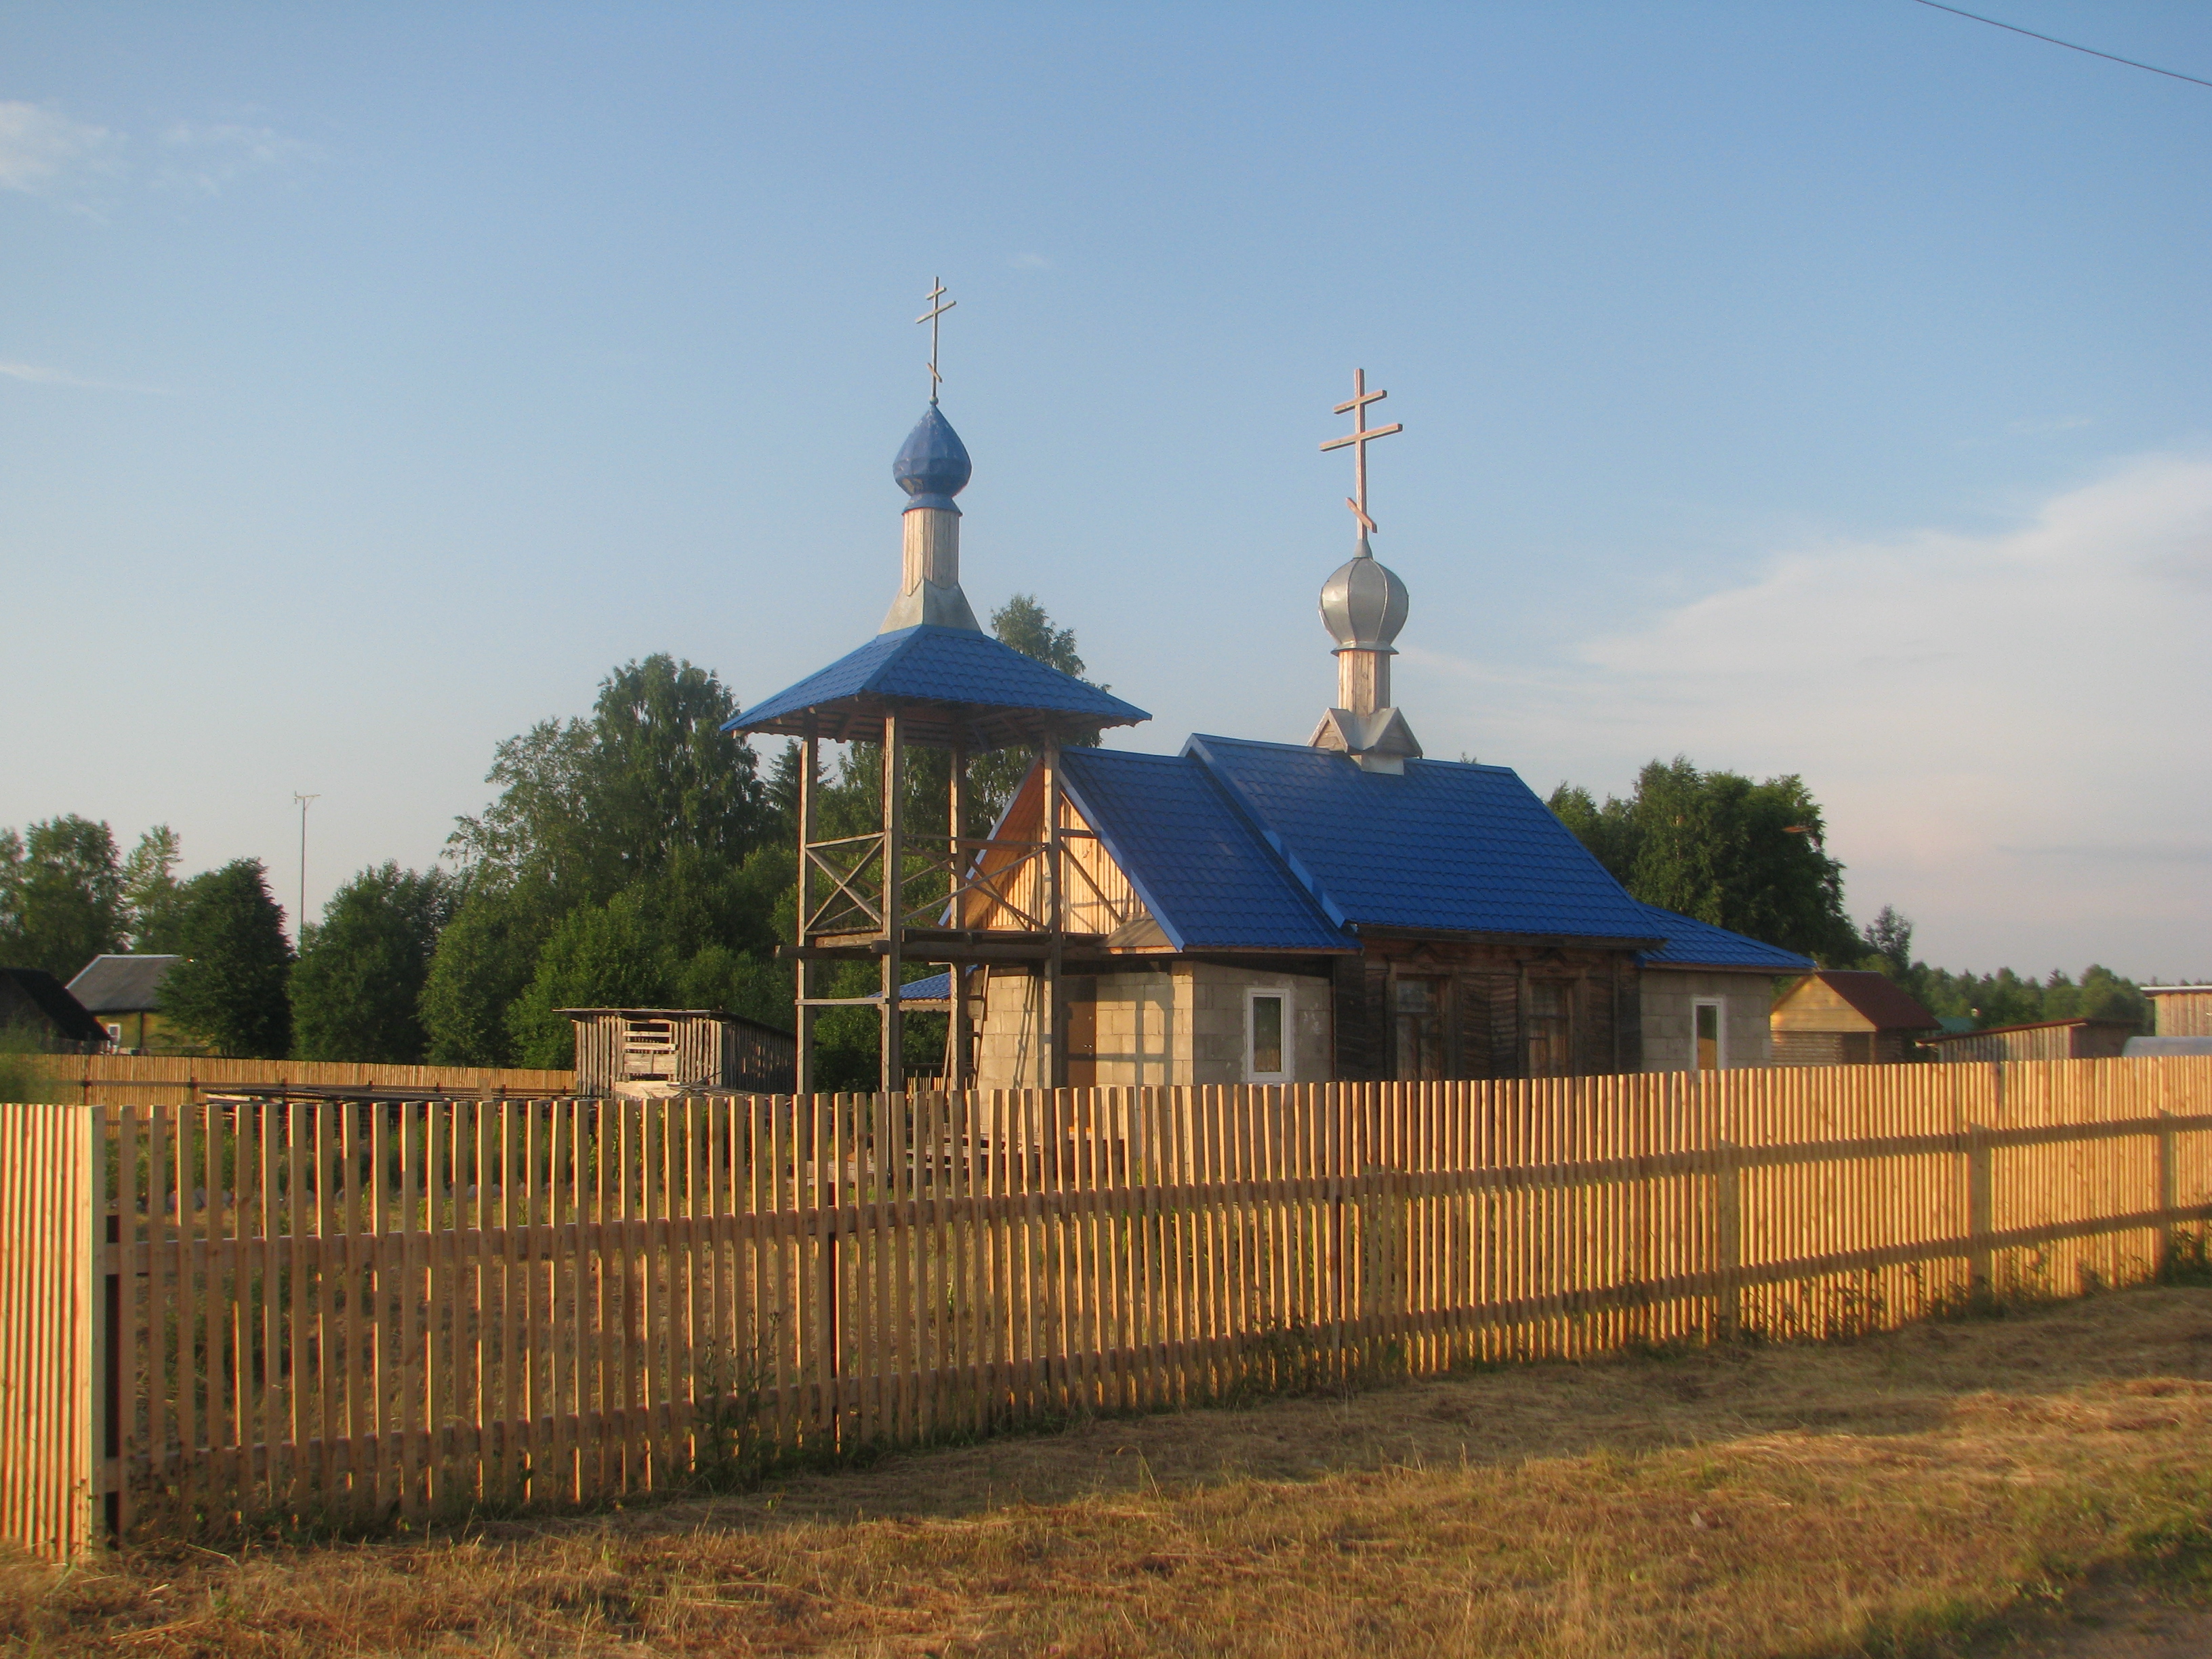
[
  {"xmin": 1183, "ymin": 735, "xmax": 1663, "ymax": 943},
  {"xmin": 728, "ymin": 625, "xmax": 1149, "ymax": 745},
  {"xmin": 1057, "ymin": 748, "xmax": 1353, "ymax": 952},
  {"xmin": 873, "ymin": 970, "xmax": 953, "ymax": 1001},
  {"xmin": 1630, "ymin": 902, "xmax": 1814, "ymax": 972}
]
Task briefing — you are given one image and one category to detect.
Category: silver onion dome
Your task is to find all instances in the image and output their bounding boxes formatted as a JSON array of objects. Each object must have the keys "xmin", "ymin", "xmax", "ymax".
[{"xmin": 1318, "ymin": 535, "xmax": 1410, "ymax": 651}]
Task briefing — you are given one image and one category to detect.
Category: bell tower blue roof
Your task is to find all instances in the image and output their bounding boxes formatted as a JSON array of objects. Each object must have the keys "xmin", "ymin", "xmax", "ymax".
[{"xmin": 893, "ymin": 405, "xmax": 972, "ymax": 512}]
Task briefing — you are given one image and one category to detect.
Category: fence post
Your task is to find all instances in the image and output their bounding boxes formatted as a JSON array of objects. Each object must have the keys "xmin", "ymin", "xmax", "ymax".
[
  {"xmin": 1966, "ymin": 1123, "xmax": 1994, "ymax": 1303},
  {"xmin": 1714, "ymin": 1141, "xmax": 1740, "ymax": 1343},
  {"xmin": 2157, "ymin": 1108, "xmax": 2178, "ymax": 1275}
]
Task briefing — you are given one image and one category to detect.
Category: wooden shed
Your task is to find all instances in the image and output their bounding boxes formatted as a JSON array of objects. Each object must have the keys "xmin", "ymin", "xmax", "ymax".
[
  {"xmin": 2145, "ymin": 986, "xmax": 2212, "ymax": 1038},
  {"xmin": 1922, "ymin": 1017, "xmax": 2137, "ymax": 1065},
  {"xmin": 562, "ymin": 1008, "xmax": 796, "ymax": 1098},
  {"xmin": 1769, "ymin": 970, "xmax": 1941, "ymax": 1066}
]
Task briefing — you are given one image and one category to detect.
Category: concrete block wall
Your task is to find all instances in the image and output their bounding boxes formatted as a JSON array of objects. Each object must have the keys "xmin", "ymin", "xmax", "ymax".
[
  {"xmin": 1640, "ymin": 970, "xmax": 1775, "ymax": 1072},
  {"xmin": 974, "ymin": 962, "xmax": 1334, "ymax": 1088}
]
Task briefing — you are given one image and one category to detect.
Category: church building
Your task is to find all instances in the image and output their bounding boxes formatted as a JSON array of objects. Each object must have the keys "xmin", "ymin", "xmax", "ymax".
[{"xmin": 730, "ymin": 293, "xmax": 1808, "ymax": 1091}]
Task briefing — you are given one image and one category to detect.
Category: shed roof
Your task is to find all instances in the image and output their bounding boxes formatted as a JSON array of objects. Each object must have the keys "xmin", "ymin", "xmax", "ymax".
[
  {"xmin": 1781, "ymin": 970, "xmax": 1942, "ymax": 1031},
  {"xmin": 2144, "ymin": 985, "xmax": 2212, "ymax": 996},
  {"xmin": 66, "ymin": 954, "xmax": 180, "ymax": 1015},
  {"xmin": 1185, "ymin": 736, "xmax": 1662, "ymax": 944},
  {"xmin": 1056, "ymin": 747, "xmax": 1352, "ymax": 953},
  {"xmin": 729, "ymin": 625, "xmax": 1149, "ymax": 750},
  {"xmin": 1630, "ymin": 903, "xmax": 1815, "ymax": 972},
  {"xmin": 0, "ymin": 968, "xmax": 107, "ymax": 1044}
]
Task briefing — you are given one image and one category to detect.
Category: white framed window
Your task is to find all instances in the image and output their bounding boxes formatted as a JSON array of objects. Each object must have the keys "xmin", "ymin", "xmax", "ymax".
[
  {"xmin": 1693, "ymin": 999, "xmax": 1725, "ymax": 1071},
  {"xmin": 1245, "ymin": 988, "xmax": 1291, "ymax": 1083}
]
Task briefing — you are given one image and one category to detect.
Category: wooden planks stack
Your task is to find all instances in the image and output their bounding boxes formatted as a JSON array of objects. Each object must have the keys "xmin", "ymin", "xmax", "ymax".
[{"xmin": 1, "ymin": 1054, "xmax": 2208, "ymax": 1559}]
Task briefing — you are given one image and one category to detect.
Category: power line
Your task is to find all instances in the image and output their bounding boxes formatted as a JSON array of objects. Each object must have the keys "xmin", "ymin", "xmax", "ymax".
[{"xmin": 1910, "ymin": 0, "xmax": 2212, "ymax": 91}]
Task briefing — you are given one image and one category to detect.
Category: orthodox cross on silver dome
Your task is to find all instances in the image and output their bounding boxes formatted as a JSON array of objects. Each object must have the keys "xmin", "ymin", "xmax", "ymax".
[
  {"xmin": 916, "ymin": 276, "xmax": 957, "ymax": 405},
  {"xmin": 1319, "ymin": 367, "xmax": 1403, "ymax": 537}
]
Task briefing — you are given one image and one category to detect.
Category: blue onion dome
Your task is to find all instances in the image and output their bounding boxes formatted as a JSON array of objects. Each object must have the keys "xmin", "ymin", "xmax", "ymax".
[
  {"xmin": 893, "ymin": 405, "xmax": 972, "ymax": 512},
  {"xmin": 1319, "ymin": 535, "xmax": 1410, "ymax": 651}
]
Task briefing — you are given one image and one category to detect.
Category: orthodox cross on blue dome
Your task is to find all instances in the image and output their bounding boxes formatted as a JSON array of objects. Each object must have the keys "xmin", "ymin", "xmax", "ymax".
[
  {"xmin": 1320, "ymin": 367, "xmax": 1403, "ymax": 539},
  {"xmin": 916, "ymin": 276, "xmax": 957, "ymax": 405}
]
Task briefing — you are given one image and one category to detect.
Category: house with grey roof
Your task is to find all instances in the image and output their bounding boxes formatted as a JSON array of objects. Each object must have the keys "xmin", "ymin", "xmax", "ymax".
[{"xmin": 66, "ymin": 954, "xmax": 183, "ymax": 1053}]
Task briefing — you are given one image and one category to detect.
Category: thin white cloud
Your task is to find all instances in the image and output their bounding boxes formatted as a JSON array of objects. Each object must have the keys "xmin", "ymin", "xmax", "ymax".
[
  {"xmin": 0, "ymin": 361, "xmax": 167, "ymax": 394},
  {"xmin": 0, "ymin": 101, "xmax": 313, "ymax": 207},
  {"xmin": 152, "ymin": 120, "xmax": 318, "ymax": 195},
  {"xmin": 0, "ymin": 100, "xmax": 125, "ymax": 197},
  {"xmin": 1010, "ymin": 251, "xmax": 1052, "ymax": 270},
  {"xmin": 1410, "ymin": 452, "xmax": 2212, "ymax": 975}
]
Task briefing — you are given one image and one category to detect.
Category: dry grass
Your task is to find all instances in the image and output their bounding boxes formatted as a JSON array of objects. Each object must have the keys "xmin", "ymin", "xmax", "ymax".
[{"xmin": 9, "ymin": 1287, "xmax": 2212, "ymax": 1657}]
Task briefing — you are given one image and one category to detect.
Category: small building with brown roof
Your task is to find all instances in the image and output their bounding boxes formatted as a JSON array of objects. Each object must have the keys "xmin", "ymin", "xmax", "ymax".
[
  {"xmin": 1769, "ymin": 970, "xmax": 1942, "ymax": 1066},
  {"xmin": 1923, "ymin": 1017, "xmax": 2137, "ymax": 1065}
]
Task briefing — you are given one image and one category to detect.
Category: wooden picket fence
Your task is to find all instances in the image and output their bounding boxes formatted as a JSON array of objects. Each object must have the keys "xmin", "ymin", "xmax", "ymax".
[
  {"xmin": 22, "ymin": 1053, "xmax": 575, "ymax": 1107},
  {"xmin": 3, "ymin": 1056, "xmax": 2211, "ymax": 1560}
]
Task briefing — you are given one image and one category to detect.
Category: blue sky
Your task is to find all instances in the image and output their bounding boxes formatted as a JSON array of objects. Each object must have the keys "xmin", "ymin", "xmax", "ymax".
[{"xmin": 5, "ymin": 2, "xmax": 2209, "ymax": 977}]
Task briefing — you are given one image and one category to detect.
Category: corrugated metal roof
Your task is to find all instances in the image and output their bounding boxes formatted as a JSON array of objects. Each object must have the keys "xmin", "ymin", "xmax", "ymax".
[
  {"xmin": 66, "ymin": 954, "xmax": 180, "ymax": 1014},
  {"xmin": 1057, "ymin": 748, "xmax": 1353, "ymax": 953},
  {"xmin": 729, "ymin": 625, "xmax": 1148, "ymax": 747},
  {"xmin": 1631, "ymin": 903, "xmax": 1814, "ymax": 972},
  {"xmin": 1185, "ymin": 736, "xmax": 1662, "ymax": 943}
]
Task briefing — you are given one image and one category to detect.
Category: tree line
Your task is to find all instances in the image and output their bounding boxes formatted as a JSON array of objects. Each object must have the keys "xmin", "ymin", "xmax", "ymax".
[
  {"xmin": 1546, "ymin": 761, "xmax": 2155, "ymax": 1029},
  {"xmin": 0, "ymin": 597, "xmax": 1091, "ymax": 1084}
]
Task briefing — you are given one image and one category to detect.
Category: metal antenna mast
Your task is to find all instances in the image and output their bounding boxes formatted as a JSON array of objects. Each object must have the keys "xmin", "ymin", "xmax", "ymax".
[{"xmin": 292, "ymin": 793, "xmax": 319, "ymax": 945}]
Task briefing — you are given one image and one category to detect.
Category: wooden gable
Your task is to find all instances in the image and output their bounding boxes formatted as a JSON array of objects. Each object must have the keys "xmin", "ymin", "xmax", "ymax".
[
  {"xmin": 960, "ymin": 763, "xmax": 1160, "ymax": 945},
  {"xmin": 1770, "ymin": 975, "xmax": 1879, "ymax": 1033}
]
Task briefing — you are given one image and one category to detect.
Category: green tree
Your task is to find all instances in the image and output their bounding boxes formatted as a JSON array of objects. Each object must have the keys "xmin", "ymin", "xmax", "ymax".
[
  {"xmin": 504, "ymin": 893, "xmax": 672, "ymax": 1067},
  {"xmin": 965, "ymin": 594, "xmax": 1104, "ymax": 830},
  {"xmin": 426, "ymin": 655, "xmax": 776, "ymax": 1063},
  {"xmin": 1860, "ymin": 904, "xmax": 1914, "ymax": 981},
  {"xmin": 447, "ymin": 655, "xmax": 764, "ymax": 904},
  {"xmin": 1548, "ymin": 758, "xmax": 1861, "ymax": 964},
  {"xmin": 120, "ymin": 825, "xmax": 186, "ymax": 951},
  {"xmin": 1855, "ymin": 907, "xmax": 2150, "ymax": 1031},
  {"xmin": 291, "ymin": 863, "xmax": 453, "ymax": 1063},
  {"xmin": 418, "ymin": 882, "xmax": 553, "ymax": 1067},
  {"xmin": 0, "ymin": 815, "xmax": 127, "ymax": 980},
  {"xmin": 159, "ymin": 859, "xmax": 293, "ymax": 1058}
]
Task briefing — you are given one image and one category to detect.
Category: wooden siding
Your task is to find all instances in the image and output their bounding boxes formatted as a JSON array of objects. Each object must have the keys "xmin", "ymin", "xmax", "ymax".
[
  {"xmin": 1771, "ymin": 976, "xmax": 1880, "ymax": 1033},
  {"xmin": 5, "ymin": 1057, "xmax": 2212, "ymax": 1557},
  {"xmin": 1927, "ymin": 1022, "xmax": 2137, "ymax": 1065},
  {"xmin": 2150, "ymin": 991, "xmax": 2212, "ymax": 1039},
  {"xmin": 570, "ymin": 1013, "xmax": 795, "ymax": 1097},
  {"xmin": 1331, "ymin": 941, "xmax": 1636, "ymax": 1081},
  {"xmin": 959, "ymin": 790, "xmax": 1151, "ymax": 939}
]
